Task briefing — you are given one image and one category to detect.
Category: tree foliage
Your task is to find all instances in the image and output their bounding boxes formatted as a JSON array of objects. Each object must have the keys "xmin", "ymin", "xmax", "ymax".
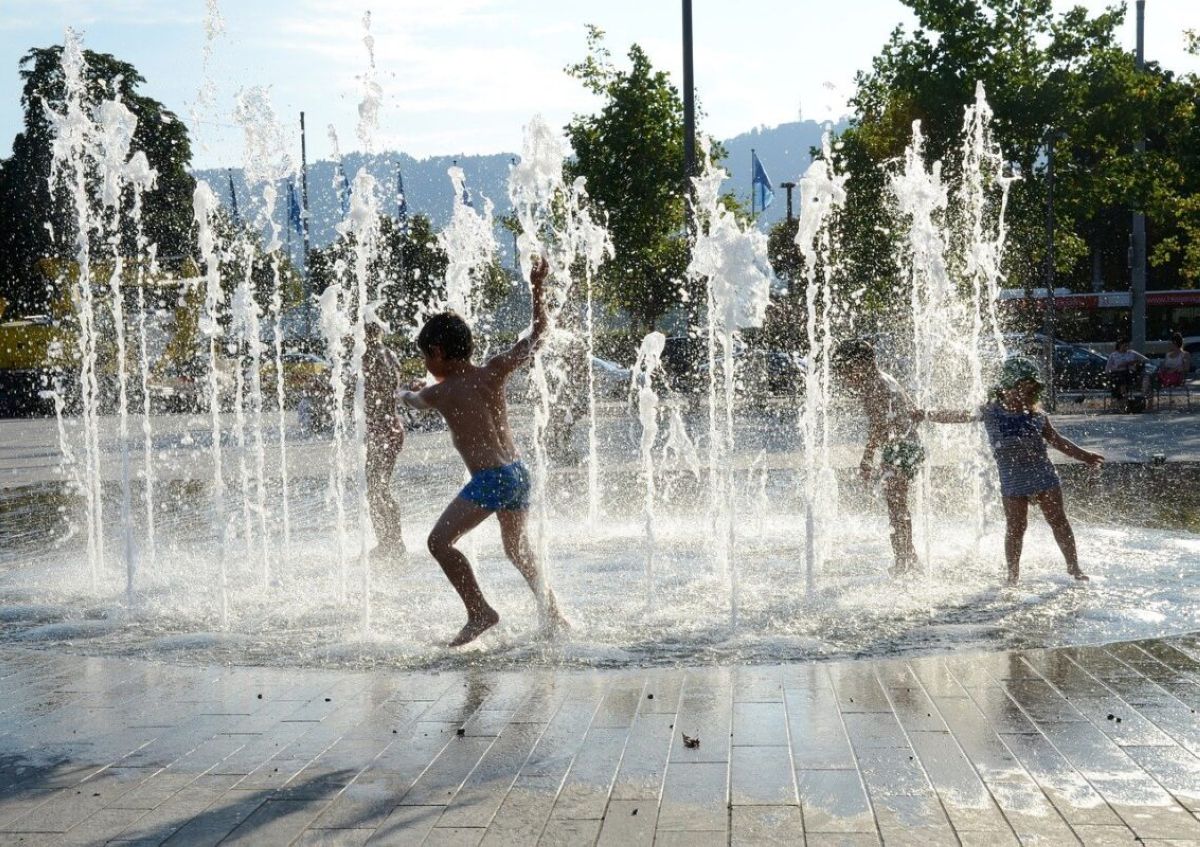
[
  {"xmin": 837, "ymin": 0, "xmax": 1200, "ymax": 305},
  {"xmin": 564, "ymin": 27, "xmax": 719, "ymax": 331},
  {"xmin": 0, "ymin": 45, "xmax": 196, "ymax": 314},
  {"xmin": 307, "ymin": 213, "xmax": 508, "ymax": 340}
]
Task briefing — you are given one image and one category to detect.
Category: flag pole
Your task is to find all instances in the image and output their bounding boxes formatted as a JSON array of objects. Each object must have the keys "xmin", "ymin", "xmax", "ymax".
[
  {"xmin": 750, "ymin": 148, "xmax": 755, "ymax": 216},
  {"xmin": 300, "ymin": 111, "xmax": 312, "ymax": 340}
]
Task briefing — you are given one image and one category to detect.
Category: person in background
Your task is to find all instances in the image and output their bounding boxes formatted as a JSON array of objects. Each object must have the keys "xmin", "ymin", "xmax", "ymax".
[
  {"xmin": 1105, "ymin": 337, "xmax": 1150, "ymax": 402},
  {"xmin": 1158, "ymin": 332, "xmax": 1192, "ymax": 389},
  {"xmin": 364, "ymin": 319, "xmax": 406, "ymax": 562},
  {"xmin": 833, "ymin": 339, "xmax": 925, "ymax": 577}
]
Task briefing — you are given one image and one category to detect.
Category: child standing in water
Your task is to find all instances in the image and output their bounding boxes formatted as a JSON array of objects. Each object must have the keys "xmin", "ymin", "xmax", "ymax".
[
  {"xmin": 398, "ymin": 256, "xmax": 567, "ymax": 647},
  {"xmin": 923, "ymin": 356, "xmax": 1103, "ymax": 584},
  {"xmin": 833, "ymin": 340, "xmax": 926, "ymax": 576},
  {"xmin": 363, "ymin": 319, "xmax": 406, "ymax": 561}
]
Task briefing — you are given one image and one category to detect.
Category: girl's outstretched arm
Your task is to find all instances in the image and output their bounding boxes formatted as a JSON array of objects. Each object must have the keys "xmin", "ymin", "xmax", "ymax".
[
  {"xmin": 915, "ymin": 409, "xmax": 980, "ymax": 424},
  {"xmin": 1043, "ymin": 418, "xmax": 1104, "ymax": 465}
]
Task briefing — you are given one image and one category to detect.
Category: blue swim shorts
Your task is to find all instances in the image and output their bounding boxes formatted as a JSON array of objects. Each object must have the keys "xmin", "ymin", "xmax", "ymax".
[{"xmin": 459, "ymin": 460, "xmax": 531, "ymax": 511}]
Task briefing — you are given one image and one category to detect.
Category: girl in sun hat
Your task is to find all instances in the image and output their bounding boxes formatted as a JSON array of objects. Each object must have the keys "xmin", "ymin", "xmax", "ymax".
[{"xmin": 921, "ymin": 355, "xmax": 1104, "ymax": 585}]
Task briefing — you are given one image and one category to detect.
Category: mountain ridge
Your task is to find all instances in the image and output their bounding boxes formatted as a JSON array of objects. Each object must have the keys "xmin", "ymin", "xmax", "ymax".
[{"xmin": 193, "ymin": 117, "xmax": 852, "ymax": 261}]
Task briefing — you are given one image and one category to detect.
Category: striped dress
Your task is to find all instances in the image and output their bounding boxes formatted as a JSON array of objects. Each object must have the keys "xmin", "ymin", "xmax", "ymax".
[{"xmin": 981, "ymin": 402, "xmax": 1060, "ymax": 498}]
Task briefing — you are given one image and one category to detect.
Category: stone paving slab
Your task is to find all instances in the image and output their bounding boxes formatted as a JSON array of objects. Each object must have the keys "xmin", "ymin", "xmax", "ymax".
[{"xmin": 3, "ymin": 637, "xmax": 1200, "ymax": 844}]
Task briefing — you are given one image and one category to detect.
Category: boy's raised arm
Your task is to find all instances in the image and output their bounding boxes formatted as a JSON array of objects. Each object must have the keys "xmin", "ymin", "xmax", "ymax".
[{"xmin": 489, "ymin": 255, "xmax": 550, "ymax": 375}]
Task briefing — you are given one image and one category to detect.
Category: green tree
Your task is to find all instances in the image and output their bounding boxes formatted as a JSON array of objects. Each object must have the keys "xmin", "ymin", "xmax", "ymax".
[
  {"xmin": 563, "ymin": 27, "xmax": 700, "ymax": 331},
  {"xmin": 837, "ymin": 0, "xmax": 1200, "ymax": 308},
  {"xmin": 0, "ymin": 45, "xmax": 196, "ymax": 314},
  {"xmin": 308, "ymin": 213, "xmax": 512, "ymax": 338}
]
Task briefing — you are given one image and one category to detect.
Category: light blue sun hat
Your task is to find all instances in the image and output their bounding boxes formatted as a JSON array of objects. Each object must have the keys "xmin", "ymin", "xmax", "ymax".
[{"xmin": 996, "ymin": 355, "xmax": 1044, "ymax": 392}]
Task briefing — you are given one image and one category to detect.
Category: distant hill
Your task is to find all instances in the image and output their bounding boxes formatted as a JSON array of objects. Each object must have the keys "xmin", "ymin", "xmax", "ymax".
[
  {"xmin": 718, "ymin": 118, "xmax": 851, "ymax": 228},
  {"xmin": 192, "ymin": 117, "xmax": 852, "ymax": 260}
]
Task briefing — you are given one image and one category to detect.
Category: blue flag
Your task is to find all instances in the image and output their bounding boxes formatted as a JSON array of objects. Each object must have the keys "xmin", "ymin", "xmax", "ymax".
[
  {"xmin": 336, "ymin": 162, "xmax": 351, "ymax": 217},
  {"xmin": 227, "ymin": 169, "xmax": 241, "ymax": 227},
  {"xmin": 752, "ymin": 150, "xmax": 774, "ymax": 212},
  {"xmin": 287, "ymin": 181, "xmax": 303, "ymax": 236},
  {"xmin": 397, "ymin": 168, "xmax": 409, "ymax": 225}
]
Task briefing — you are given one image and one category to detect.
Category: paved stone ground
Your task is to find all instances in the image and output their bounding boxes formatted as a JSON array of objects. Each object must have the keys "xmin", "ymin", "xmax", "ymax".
[{"xmin": 3, "ymin": 636, "xmax": 1200, "ymax": 845}]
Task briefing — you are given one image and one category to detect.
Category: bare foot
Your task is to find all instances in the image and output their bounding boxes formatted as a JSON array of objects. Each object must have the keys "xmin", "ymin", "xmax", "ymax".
[
  {"xmin": 448, "ymin": 608, "xmax": 500, "ymax": 647},
  {"xmin": 1068, "ymin": 567, "xmax": 1090, "ymax": 582},
  {"xmin": 541, "ymin": 610, "xmax": 571, "ymax": 640},
  {"xmin": 1006, "ymin": 571, "xmax": 1020, "ymax": 586},
  {"xmin": 370, "ymin": 543, "xmax": 406, "ymax": 565}
]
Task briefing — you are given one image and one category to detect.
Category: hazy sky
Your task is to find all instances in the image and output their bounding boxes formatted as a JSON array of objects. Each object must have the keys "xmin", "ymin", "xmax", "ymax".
[{"xmin": 1, "ymin": 0, "xmax": 1196, "ymax": 168}]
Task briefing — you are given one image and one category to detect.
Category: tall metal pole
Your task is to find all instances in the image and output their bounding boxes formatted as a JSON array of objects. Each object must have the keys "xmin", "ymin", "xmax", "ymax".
[
  {"xmin": 300, "ymin": 111, "xmax": 312, "ymax": 339},
  {"xmin": 1130, "ymin": 0, "xmax": 1147, "ymax": 351},
  {"xmin": 1043, "ymin": 131, "xmax": 1063, "ymax": 411},
  {"xmin": 682, "ymin": 0, "xmax": 696, "ymax": 184},
  {"xmin": 750, "ymin": 148, "xmax": 755, "ymax": 216},
  {"xmin": 781, "ymin": 182, "xmax": 796, "ymax": 223}
]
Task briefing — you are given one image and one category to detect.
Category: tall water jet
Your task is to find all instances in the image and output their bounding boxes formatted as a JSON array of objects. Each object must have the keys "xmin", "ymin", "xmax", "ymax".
[
  {"xmin": 47, "ymin": 31, "xmax": 104, "ymax": 588},
  {"xmin": 508, "ymin": 116, "xmax": 569, "ymax": 625},
  {"xmin": 633, "ymin": 331, "xmax": 666, "ymax": 604},
  {"xmin": 129, "ymin": 159, "xmax": 159, "ymax": 572},
  {"xmin": 437, "ymin": 166, "xmax": 497, "ymax": 326},
  {"xmin": 194, "ymin": 181, "xmax": 230, "ymax": 626},
  {"xmin": 890, "ymin": 120, "xmax": 953, "ymax": 574},
  {"xmin": 318, "ymin": 280, "xmax": 352, "ymax": 601},
  {"xmin": 343, "ymin": 11, "xmax": 385, "ymax": 634},
  {"xmin": 687, "ymin": 141, "xmax": 773, "ymax": 624},
  {"xmin": 97, "ymin": 95, "xmax": 141, "ymax": 601},
  {"xmin": 339, "ymin": 170, "xmax": 383, "ymax": 633},
  {"xmin": 562, "ymin": 180, "xmax": 613, "ymax": 525},
  {"xmin": 507, "ymin": 114, "xmax": 611, "ymax": 620},
  {"xmin": 234, "ymin": 86, "xmax": 295, "ymax": 583},
  {"xmin": 951, "ymin": 83, "xmax": 1017, "ymax": 540},
  {"xmin": 794, "ymin": 129, "xmax": 848, "ymax": 590}
]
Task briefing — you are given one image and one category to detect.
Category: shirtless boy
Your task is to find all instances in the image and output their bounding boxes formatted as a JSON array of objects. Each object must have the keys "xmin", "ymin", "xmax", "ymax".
[{"xmin": 399, "ymin": 256, "xmax": 566, "ymax": 646}]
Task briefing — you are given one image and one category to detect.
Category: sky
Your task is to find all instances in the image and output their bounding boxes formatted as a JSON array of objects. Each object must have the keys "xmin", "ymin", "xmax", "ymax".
[{"xmin": 1, "ymin": 0, "xmax": 1197, "ymax": 169}]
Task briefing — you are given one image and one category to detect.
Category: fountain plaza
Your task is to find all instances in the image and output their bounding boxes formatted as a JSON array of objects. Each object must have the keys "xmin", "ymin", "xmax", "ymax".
[{"xmin": 2, "ymin": 22, "xmax": 1200, "ymax": 847}]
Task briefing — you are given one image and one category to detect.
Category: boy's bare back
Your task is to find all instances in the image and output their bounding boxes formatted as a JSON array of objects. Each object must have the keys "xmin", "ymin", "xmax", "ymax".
[
  {"xmin": 418, "ymin": 360, "xmax": 521, "ymax": 473},
  {"xmin": 400, "ymin": 256, "xmax": 549, "ymax": 473}
]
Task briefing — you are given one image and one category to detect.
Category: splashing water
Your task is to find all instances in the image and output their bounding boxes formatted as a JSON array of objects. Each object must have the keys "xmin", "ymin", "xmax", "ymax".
[
  {"xmin": 794, "ymin": 128, "xmax": 848, "ymax": 589},
  {"xmin": 633, "ymin": 331, "xmax": 666, "ymax": 605},
  {"xmin": 688, "ymin": 140, "xmax": 773, "ymax": 623},
  {"xmin": 437, "ymin": 166, "xmax": 498, "ymax": 324},
  {"xmin": 193, "ymin": 180, "xmax": 230, "ymax": 626},
  {"xmin": 19, "ymin": 28, "xmax": 1198, "ymax": 675}
]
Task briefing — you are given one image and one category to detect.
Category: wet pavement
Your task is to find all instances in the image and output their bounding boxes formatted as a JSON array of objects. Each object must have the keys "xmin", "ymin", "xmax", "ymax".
[{"xmin": 2, "ymin": 634, "xmax": 1200, "ymax": 845}]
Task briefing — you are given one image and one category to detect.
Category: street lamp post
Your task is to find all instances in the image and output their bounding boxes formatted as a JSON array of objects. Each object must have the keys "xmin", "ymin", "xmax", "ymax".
[
  {"xmin": 682, "ymin": 0, "xmax": 696, "ymax": 183},
  {"xmin": 1043, "ymin": 129, "xmax": 1066, "ymax": 412},
  {"xmin": 1130, "ymin": 0, "xmax": 1147, "ymax": 352},
  {"xmin": 780, "ymin": 182, "xmax": 796, "ymax": 223}
]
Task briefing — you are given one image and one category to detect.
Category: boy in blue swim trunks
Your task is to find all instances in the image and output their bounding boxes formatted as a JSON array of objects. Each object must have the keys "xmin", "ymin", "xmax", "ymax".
[{"xmin": 399, "ymin": 256, "xmax": 567, "ymax": 646}]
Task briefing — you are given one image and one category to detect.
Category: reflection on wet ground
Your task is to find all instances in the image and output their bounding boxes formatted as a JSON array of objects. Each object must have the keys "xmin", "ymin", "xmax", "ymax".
[{"xmin": 2, "ymin": 634, "xmax": 1199, "ymax": 843}]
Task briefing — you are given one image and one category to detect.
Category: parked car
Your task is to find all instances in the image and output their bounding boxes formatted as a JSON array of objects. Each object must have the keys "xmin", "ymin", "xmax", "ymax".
[
  {"xmin": 990, "ymin": 334, "xmax": 1157, "ymax": 392},
  {"xmin": 259, "ymin": 352, "xmax": 333, "ymax": 407},
  {"xmin": 590, "ymin": 356, "xmax": 632, "ymax": 398},
  {"xmin": 660, "ymin": 335, "xmax": 708, "ymax": 394}
]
